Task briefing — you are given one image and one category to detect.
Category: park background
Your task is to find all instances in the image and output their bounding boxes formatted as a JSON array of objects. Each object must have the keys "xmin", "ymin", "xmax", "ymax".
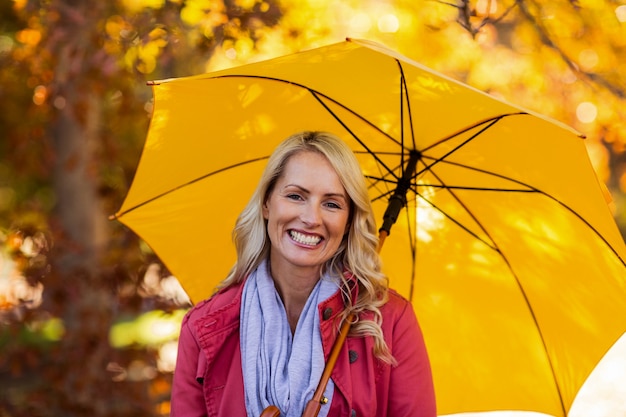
[{"xmin": 1, "ymin": 0, "xmax": 625, "ymax": 416}]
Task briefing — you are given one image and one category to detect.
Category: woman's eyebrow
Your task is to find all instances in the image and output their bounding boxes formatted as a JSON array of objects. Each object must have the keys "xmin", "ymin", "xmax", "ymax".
[{"xmin": 283, "ymin": 184, "xmax": 347, "ymax": 201}]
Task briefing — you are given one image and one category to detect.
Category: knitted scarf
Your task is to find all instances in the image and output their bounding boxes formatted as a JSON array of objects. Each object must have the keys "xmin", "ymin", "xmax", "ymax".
[{"xmin": 240, "ymin": 259, "xmax": 339, "ymax": 417}]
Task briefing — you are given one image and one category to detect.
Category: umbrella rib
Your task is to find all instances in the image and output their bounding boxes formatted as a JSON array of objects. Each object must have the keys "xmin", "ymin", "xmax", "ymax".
[
  {"xmin": 414, "ymin": 184, "xmax": 626, "ymax": 266},
  {"xmin": 368, "ymin": 147, "xmax": 625, "ymax": 266},
  {"xmin": 306, "ymin": 89, "xmax": 400, "ymax": 183},
  {"xmin": 417, "ymin": 116, "xmax": 504, "ymax": 176},
  {"xmin": 418, "ymin": 169, "xmax": 569, "ymax": 415},
  {"xmin": 112, "ymin": 157, "xmax": 270, "ymax": 219},
  {"xmin": 413, "ymin": 155, "xmax": 622, "ymax": 413},
  {"xmin": 420, "ymin": 112, "xmax": 527, "ymax": 154},
  {"xmin": 488, "ymin": 224, "xmax": 569, "ymax": 417},
  {"xmin": 417, "ymin": 192, "xmax": 498, "ymax": 251},
  {"xmin": 307, "ymin": 87, "xmax": 411, "ymax": 224},
  {"xmin": 397, "ymin": 60, "xmax": 418, "ymax": 151},
  {"xmin": 367, "ymin": 182, "xmax": 395, "ymax": 203},
  {"xmin": 398, "ymin": 61, "xmax": 407, "ymax": 180},
  {"xmin": 427, "ymin": 185, "xmax": 534, "ymax": 192},
  {"xmin": 399, "ymin": 61, "xmax": 405, "ymax": 168},
  {"xmin": 209, "ymin": 73, "xmax": 431, "ymax": 197},
  {"xmin": 419, "ymin": 156, "xmax": 543, "ymax": 193},
  {"xmin": 416, "ymin": 158, "xmax": 626, "ymax": 266},
  {"xmin": 427, "ymin": 167, "xmax": 501, "ymax": 249},
  {"xmin": 212, "ymin": 74, "xmax": 406, "ymax": 152},
  {"xmin": 365, "ymin": 155, "xmax": 415, "ymax": 205}
]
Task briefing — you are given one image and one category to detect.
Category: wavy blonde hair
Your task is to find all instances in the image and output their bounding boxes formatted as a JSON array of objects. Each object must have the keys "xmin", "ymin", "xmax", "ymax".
[{"xmin": 219, "ymin": 131, "xmax": 394, "ymax": 363}]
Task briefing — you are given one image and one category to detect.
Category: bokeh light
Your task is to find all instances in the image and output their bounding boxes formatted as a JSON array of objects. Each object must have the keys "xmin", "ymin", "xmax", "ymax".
[
  {"xmin": 576, "ymin": 102, "xmax": 598, "ymax": 124},
  {"xmin": 616, "ymin": 5, "xmax": 626, "ymax": 22},
  {"xmin": 378, "ymin": 14, "xmax": 400, "ymax": 33}
]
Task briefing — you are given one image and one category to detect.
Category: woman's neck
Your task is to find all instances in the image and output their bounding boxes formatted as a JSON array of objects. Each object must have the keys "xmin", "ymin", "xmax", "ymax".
[{"xmin": 268, "ymin": 260, "xmax": 321, "ymax": 334}]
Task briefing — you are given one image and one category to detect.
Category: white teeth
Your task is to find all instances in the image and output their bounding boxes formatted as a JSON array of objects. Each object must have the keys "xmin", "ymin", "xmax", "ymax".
[{"xmin": 289, "ymin": 230, "xmax": 321, "ymax": 246}]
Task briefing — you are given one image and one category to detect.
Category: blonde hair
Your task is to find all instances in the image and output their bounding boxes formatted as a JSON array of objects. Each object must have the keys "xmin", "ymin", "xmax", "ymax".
[{"xmin": 220, "ymin": 131, "xmax": 394, "ymax": 363}]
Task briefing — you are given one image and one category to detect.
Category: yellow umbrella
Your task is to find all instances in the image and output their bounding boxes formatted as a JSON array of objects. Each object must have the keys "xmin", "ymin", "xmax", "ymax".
[{"xmin": 112, "ymin": 38, "xmax": 626, "ymax": 416}]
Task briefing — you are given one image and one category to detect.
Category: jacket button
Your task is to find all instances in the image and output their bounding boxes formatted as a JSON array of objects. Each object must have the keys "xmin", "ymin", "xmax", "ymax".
[
  {"xmin": 351, "ymin": 410, "xmax": 356, "ymax": 417},
  {"xmin": 349, "ymin": 350, "xmax": 358, "ymax": 363},
  {"xmin": 322, "ymin": 308, "xmax": 333, "ymax": 320}
]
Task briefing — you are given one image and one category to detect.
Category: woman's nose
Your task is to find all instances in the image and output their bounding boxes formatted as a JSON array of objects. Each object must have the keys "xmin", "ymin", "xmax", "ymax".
[{"xmin": 300, "ymin": 202, "xmax": 322, "ymax": 225}]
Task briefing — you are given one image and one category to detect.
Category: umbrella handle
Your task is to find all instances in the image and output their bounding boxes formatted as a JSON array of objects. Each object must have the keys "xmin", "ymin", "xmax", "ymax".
[
  {"xmin": 259, "ymin": 406, "xmax": 280, "ymax": 417},
  {"xmin": 301, "ymin": 313, "xmax": 354, "ymax": 417},
  {"xmin": 377, "ymin": 230, "xmax": 389, "ymax": 253},
  {"xmin": 258, "ymin": 313, "xmax": 354, "ymax": 417}
]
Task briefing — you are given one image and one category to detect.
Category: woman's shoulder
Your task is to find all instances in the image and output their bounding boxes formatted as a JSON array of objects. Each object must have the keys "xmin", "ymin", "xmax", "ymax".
[
  {"xmin": 182, "ymin": 281, "xmax": 245, "ymax": 324},
  {"xmin": 379, "ymin": 289, "xmax": 415, "ymax": 322},
  {"xmin": 385, "ymin": 288, "xmax": 412, "ymax": 307}
]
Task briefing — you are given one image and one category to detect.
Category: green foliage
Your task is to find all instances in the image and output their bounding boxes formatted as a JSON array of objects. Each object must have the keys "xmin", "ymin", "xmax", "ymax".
[{"xmin": 109, "ymin": 309, "xmax": 186, "ymax": 348}]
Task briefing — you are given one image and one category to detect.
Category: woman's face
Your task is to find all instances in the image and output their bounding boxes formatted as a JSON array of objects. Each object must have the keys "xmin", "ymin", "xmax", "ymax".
[{"xmin": 263, "ymin": 151, "xmax": 351, "ymax": 277}]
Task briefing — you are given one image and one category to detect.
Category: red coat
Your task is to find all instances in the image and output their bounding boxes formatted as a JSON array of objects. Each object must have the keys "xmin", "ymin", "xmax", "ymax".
[{"xmin": 171, "ymin": 280, "xmax": 436, "ymax": 417}]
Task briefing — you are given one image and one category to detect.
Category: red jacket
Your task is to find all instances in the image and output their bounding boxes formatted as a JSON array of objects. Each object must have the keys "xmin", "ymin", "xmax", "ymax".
[{"xmin": 171, "ymin": 281, "xmax": 436, "ymax": 417}]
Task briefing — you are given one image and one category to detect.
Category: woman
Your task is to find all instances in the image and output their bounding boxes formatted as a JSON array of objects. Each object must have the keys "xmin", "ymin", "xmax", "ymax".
[{"xmin": 171, "ymin": 131, "xmax": 436, "ymax": 417}]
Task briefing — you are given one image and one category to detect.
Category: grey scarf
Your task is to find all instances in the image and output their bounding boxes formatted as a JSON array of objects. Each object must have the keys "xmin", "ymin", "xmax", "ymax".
[{"xmin": 240, "ymin": 259, "xmax": 339, "ymax": 417}]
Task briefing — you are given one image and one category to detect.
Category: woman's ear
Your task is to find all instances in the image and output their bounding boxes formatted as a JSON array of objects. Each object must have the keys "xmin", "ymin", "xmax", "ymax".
[
  {"xmin": 344, "ymin": 204, "xmax": 354, "ymax": 235},
  {"xmin": 262, "ymin": 200, "xmax": 269, "ymax": 220}
]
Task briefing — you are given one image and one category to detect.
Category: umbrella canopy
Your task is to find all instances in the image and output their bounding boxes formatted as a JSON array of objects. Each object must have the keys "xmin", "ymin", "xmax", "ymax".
[{"xmin": 113, "ymin": 38, "xmax": 626, "ymax": 416}]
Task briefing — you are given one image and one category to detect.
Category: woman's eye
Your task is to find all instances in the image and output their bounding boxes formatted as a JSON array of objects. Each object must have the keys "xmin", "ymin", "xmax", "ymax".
[
  {"xmin": 325, "ymin": 201, "xmax": 341, "ymax": 209},
  {"xmin": 286, "ymin": 194, "xmax": 303, "ymax": 201}
]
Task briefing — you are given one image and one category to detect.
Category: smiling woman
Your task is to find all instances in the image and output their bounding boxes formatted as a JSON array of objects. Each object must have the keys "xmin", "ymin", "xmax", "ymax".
[
  {"xmin": 169, "ymin": 131, "xmax": 436, "ymax": 417},
  {"xmin": 262, "ymin": 151, "xmax": 351, "ymax": 307}
]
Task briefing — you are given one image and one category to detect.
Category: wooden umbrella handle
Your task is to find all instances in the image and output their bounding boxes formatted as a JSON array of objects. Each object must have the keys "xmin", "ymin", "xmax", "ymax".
[
  {"xmin": 301, "ymin": 313, "xmax": 354, "ymax": 417},
  {"xmin": 259, "ymin": 405, "xmax": 281, "ymax": 417},
  {"xmin": 259, "ymin": 313, "xmax": 354, "ymax": 417}
]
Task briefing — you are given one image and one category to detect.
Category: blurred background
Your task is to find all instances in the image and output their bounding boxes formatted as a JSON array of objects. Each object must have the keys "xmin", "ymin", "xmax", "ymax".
[{"xmin": 1, "ymin": 0, "xmax": 625, "ymax": 416}]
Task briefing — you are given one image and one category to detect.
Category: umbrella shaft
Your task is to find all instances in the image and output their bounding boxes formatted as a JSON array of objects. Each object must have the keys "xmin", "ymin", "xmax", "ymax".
[{"xmin": 379, "ymin": 150, "xmax": 419, "ymax": 235}]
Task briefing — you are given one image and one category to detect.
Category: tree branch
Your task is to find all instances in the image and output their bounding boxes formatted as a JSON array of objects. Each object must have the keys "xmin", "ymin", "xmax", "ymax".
[{"xmin": 516, "ymin": 0, "xmax": 626, "ymax": 99}]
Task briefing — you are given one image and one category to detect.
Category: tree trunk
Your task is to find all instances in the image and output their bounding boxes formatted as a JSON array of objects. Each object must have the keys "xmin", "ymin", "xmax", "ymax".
[
  {"xmin": 45, "ymin": 3, "xmax": 122, "ymax": 415},
  {"xmin": 52, "ymin": 90, "xmax": 108, "ymax": 272}
]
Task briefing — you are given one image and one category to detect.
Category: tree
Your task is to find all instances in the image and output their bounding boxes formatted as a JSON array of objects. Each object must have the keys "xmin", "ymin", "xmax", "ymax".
[{"xmin": 1, "ymin": 0, "xmax": 282, "ymax": 415}]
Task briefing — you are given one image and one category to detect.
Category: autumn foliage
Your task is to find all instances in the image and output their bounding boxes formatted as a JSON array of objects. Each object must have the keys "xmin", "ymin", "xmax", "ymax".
[{"xmin": 1, "ymin": 0, "xmax": 624, "ymax": 416}]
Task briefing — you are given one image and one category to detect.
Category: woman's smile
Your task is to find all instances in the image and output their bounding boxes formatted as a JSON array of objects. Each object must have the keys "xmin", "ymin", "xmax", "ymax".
[{"xmin": 288, "ymin": 229, "xmax": 322, "ymax": 246}]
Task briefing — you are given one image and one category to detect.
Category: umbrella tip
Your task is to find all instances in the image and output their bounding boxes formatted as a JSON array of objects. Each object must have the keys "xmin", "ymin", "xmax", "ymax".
[{"xmin": 108, "ymin": 213, "xmax": 119, "ymax": 221}]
